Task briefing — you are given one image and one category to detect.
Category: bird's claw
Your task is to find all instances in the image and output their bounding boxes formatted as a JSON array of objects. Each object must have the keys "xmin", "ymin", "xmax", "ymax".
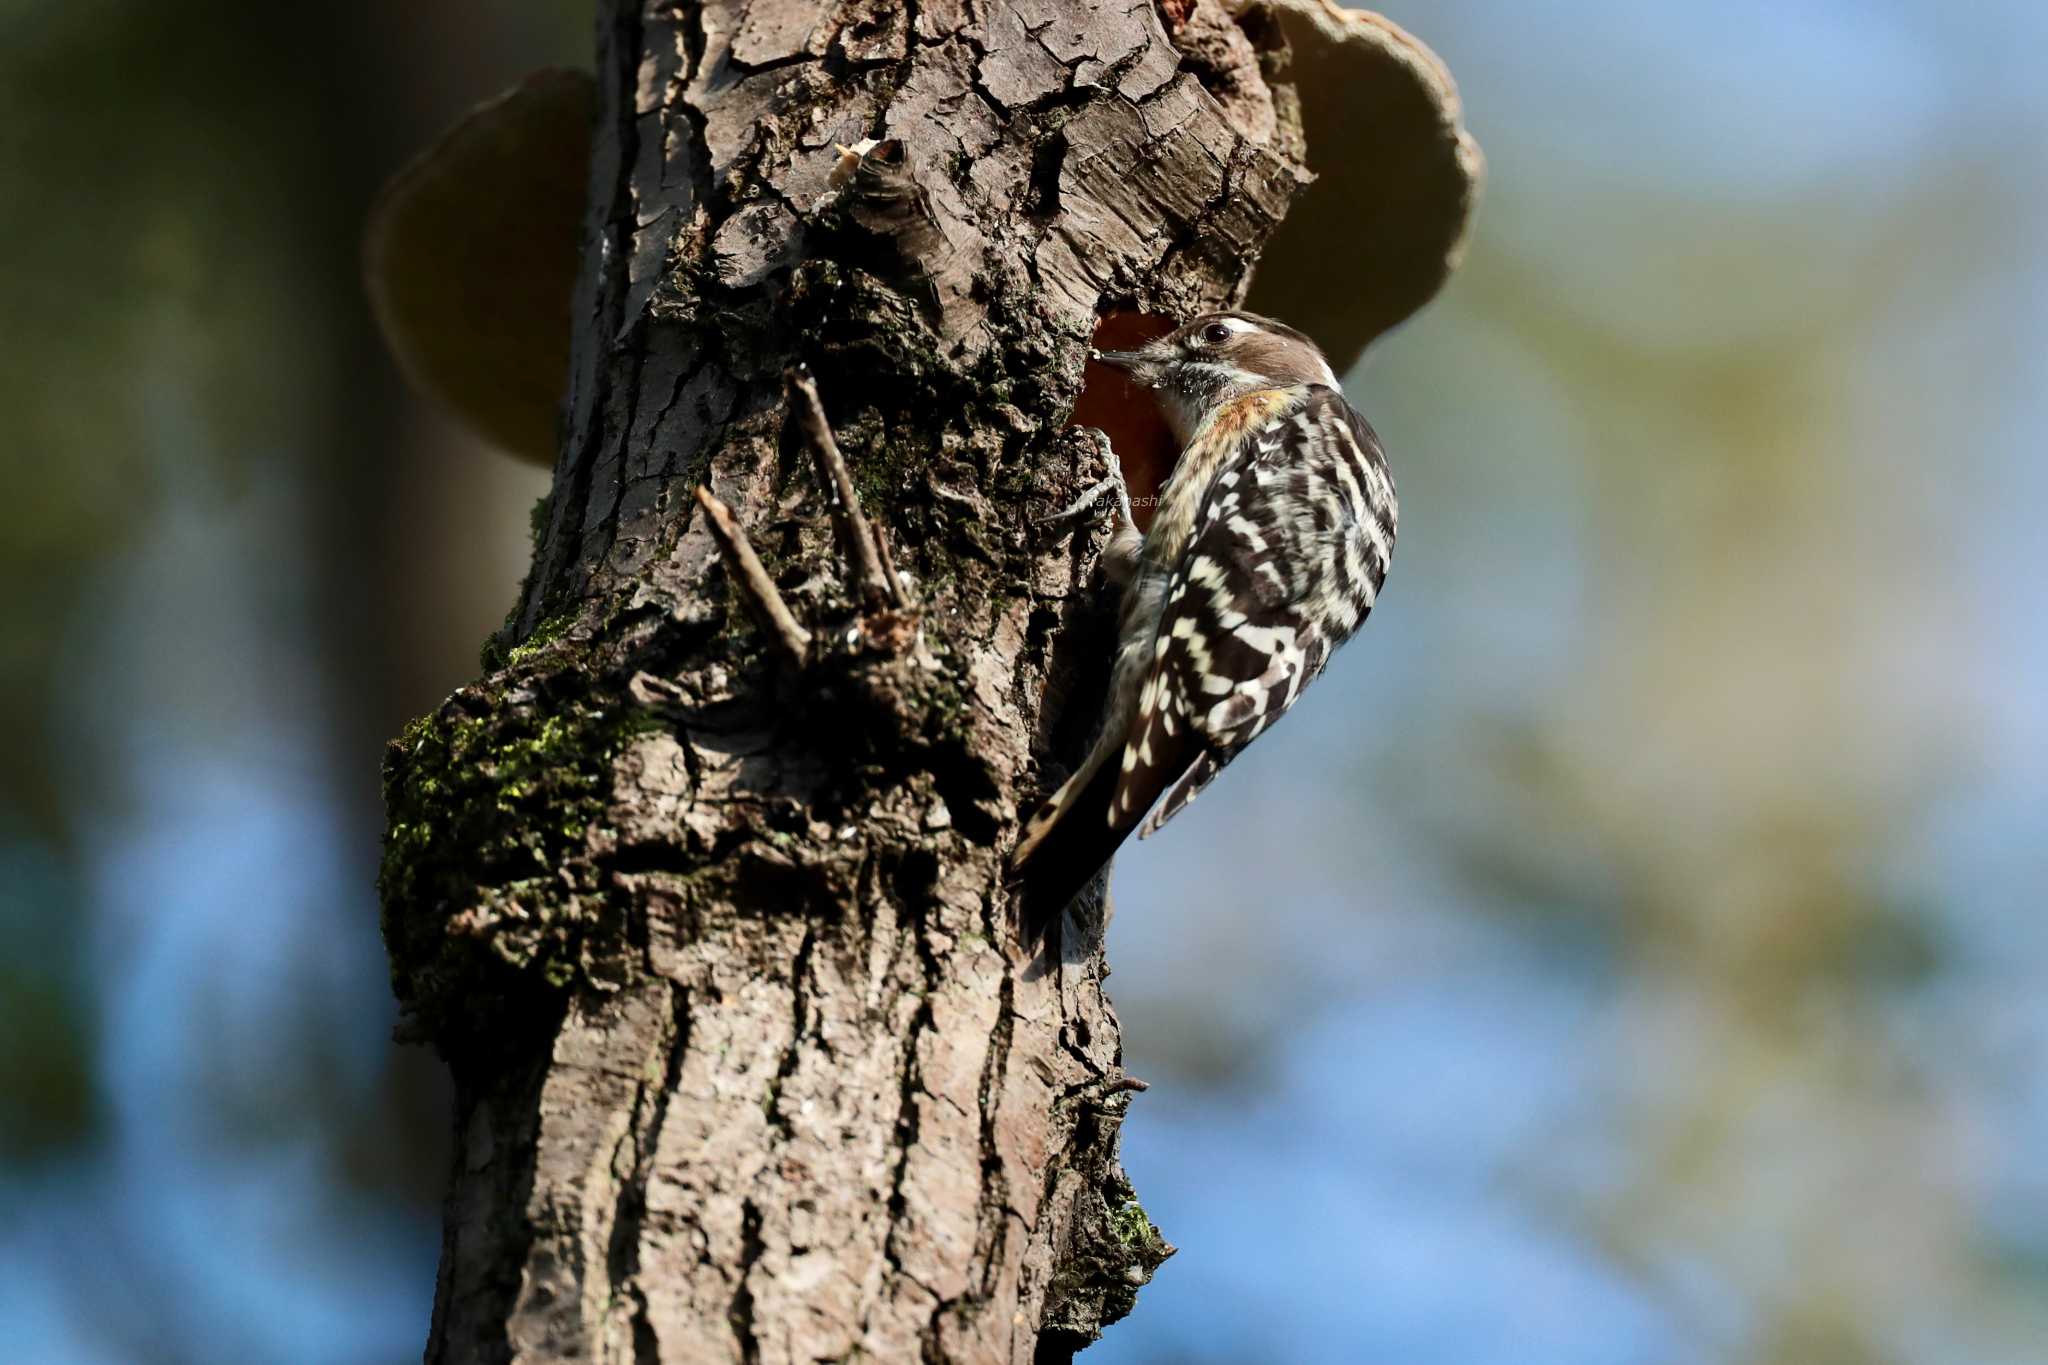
[{"xmin": 1037, "ymin": 429, "xmax": 1133, "ymax": 530}]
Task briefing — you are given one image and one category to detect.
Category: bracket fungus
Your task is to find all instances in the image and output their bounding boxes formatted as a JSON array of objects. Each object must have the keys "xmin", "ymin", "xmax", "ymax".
[
  {"xmin": 363, "ymin": 5, "xmax": 1479, "ymax": 468},
  {"xmin": 363, "ymin": 68, "xmax": 593, "ymax": 466},
  {"xmin": 1243, "ymin": 0, "xmax": 1482, "ymax": 372}
]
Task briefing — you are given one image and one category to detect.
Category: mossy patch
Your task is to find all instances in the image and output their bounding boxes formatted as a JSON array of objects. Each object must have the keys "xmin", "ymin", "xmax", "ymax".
[
  {"xmin": 500, "ymin": 609, "xmax": 577, "ymax": 669},
  {"xmin": 1109, "ymin": 1197, "xmax": 1159, "ymax": 1253},
  {"xmin": 379, "ymin": 666, "xmax": 664, "ymax": 1048},
  {"xmin": 479, "ymin": 600, "xmax": 576, "ymax": 673},
  {"xmin": 1038, "ymin": 1168, "xmax": 1174, "ymax": 1347}
]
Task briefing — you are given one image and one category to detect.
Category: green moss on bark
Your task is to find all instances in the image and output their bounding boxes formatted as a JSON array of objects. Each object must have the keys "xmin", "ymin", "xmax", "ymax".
[
  {"xmin": 1037, "ymin": 1165, "xmax": 1174, "ymax": 1350},
  {"xmin": 378, "ymin": 657, "xmax": 662, "ymax": 1048}
]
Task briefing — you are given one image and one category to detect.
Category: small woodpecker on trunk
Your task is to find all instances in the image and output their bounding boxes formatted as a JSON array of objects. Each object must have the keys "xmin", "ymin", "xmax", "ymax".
[{"xmin": 1011, "ymin": 311, "xmax": 1399, "ymax": 949}]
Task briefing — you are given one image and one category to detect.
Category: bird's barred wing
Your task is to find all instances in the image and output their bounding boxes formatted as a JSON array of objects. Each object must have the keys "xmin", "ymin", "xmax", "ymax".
[{"xmin": 1111, "ymin": 387, "xmax": 1396, "ymax": 837}]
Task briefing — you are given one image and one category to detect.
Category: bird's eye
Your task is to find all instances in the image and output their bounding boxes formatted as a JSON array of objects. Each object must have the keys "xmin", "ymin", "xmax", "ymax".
[{"xmin": 1200, "ymin": 322, "xmax": 1234, "ymax": 347}]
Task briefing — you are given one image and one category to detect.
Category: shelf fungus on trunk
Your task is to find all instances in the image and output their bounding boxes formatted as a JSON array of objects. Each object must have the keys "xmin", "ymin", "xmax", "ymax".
[{"xmin": 362, "ymin": 4, "xmax": 1479, "ymax": 472}]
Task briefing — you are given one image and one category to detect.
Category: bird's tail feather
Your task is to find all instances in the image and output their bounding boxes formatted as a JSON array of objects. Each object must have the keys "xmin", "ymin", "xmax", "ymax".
[
  {"xmin": 1138, "ymin": 750, "xmax": 1222, "ymax": 838},
  {"xmin": 1007, "ymin": 753, "xmax": 1137, "ymax": 952}
]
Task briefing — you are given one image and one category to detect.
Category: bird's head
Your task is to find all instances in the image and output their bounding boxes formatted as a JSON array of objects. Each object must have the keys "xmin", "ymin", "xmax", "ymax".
[{"xmin": 1090, "ymin": 311, "xmax": 1339, "ymax": 442}]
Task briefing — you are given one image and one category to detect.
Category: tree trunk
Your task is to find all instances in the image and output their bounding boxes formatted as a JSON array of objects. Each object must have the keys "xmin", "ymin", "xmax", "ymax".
[{"xmin": 380, "ymin": 0, "xmax": 1306, "ymax": 1358}]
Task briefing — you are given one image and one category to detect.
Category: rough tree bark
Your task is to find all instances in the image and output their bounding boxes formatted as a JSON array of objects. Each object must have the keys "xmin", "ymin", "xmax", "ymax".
[{"xmin": 380, "ymin": 0, "xmax": 1343, "ymax": 1359}]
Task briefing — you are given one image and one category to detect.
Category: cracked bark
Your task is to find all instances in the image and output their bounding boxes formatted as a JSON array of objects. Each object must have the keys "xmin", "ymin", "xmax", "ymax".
[{"xmin": 382, "ymin": 0, "xmax": 1312, "ymax": 1360}]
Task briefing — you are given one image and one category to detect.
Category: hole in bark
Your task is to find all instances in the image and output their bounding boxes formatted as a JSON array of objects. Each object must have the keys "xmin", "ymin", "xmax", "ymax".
[
  {"xmin": 888, "ymin": 846, "xmax": 942, "ymax": 903},
  {"xmin": 1070, "ymin": 312, "xmax": 1177, "ymax": 532},
  {"xmin": 1028, "ymin": 132, "xmax": 1067, "ymax": 219}
]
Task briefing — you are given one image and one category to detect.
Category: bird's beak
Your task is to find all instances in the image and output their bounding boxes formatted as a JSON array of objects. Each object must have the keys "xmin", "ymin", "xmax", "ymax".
[{"xmin": 1088, "ymin": 344, "xmax": 1169, "ymax": 387}]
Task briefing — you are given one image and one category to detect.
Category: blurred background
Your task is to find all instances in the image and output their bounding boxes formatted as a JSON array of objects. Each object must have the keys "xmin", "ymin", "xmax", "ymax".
[{"xmin": 3, "ymin": 0, "xmax": 2043, "ymax": 1361}]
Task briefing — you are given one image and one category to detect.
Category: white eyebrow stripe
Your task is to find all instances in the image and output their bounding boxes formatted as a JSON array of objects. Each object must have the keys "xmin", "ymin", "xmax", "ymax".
[{"xmin": 1220, "ymin": 317, "xmax": 1258, "ymax": 335}]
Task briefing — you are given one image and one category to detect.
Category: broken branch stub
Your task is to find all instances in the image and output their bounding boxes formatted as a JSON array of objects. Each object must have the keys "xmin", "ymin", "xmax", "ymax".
[
  {"xmin": 788, "ymin": 366, "xmax": 899, "ymax": 611},
  {"xmin": 693, "ymin": 484, "xmax": 812, "ymax": 670}
]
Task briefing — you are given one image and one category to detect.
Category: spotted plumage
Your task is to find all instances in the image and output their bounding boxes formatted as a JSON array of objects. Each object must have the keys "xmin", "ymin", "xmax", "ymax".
[{"xmin": 1010, "ymin": 312, "xmax": 1396, "ymax": 948}]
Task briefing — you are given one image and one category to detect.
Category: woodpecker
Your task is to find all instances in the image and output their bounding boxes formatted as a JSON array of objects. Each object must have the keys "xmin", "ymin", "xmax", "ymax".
[{"xmin": 1009, "ymin": 311, "xmax": 1397, "ymax": 948}]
